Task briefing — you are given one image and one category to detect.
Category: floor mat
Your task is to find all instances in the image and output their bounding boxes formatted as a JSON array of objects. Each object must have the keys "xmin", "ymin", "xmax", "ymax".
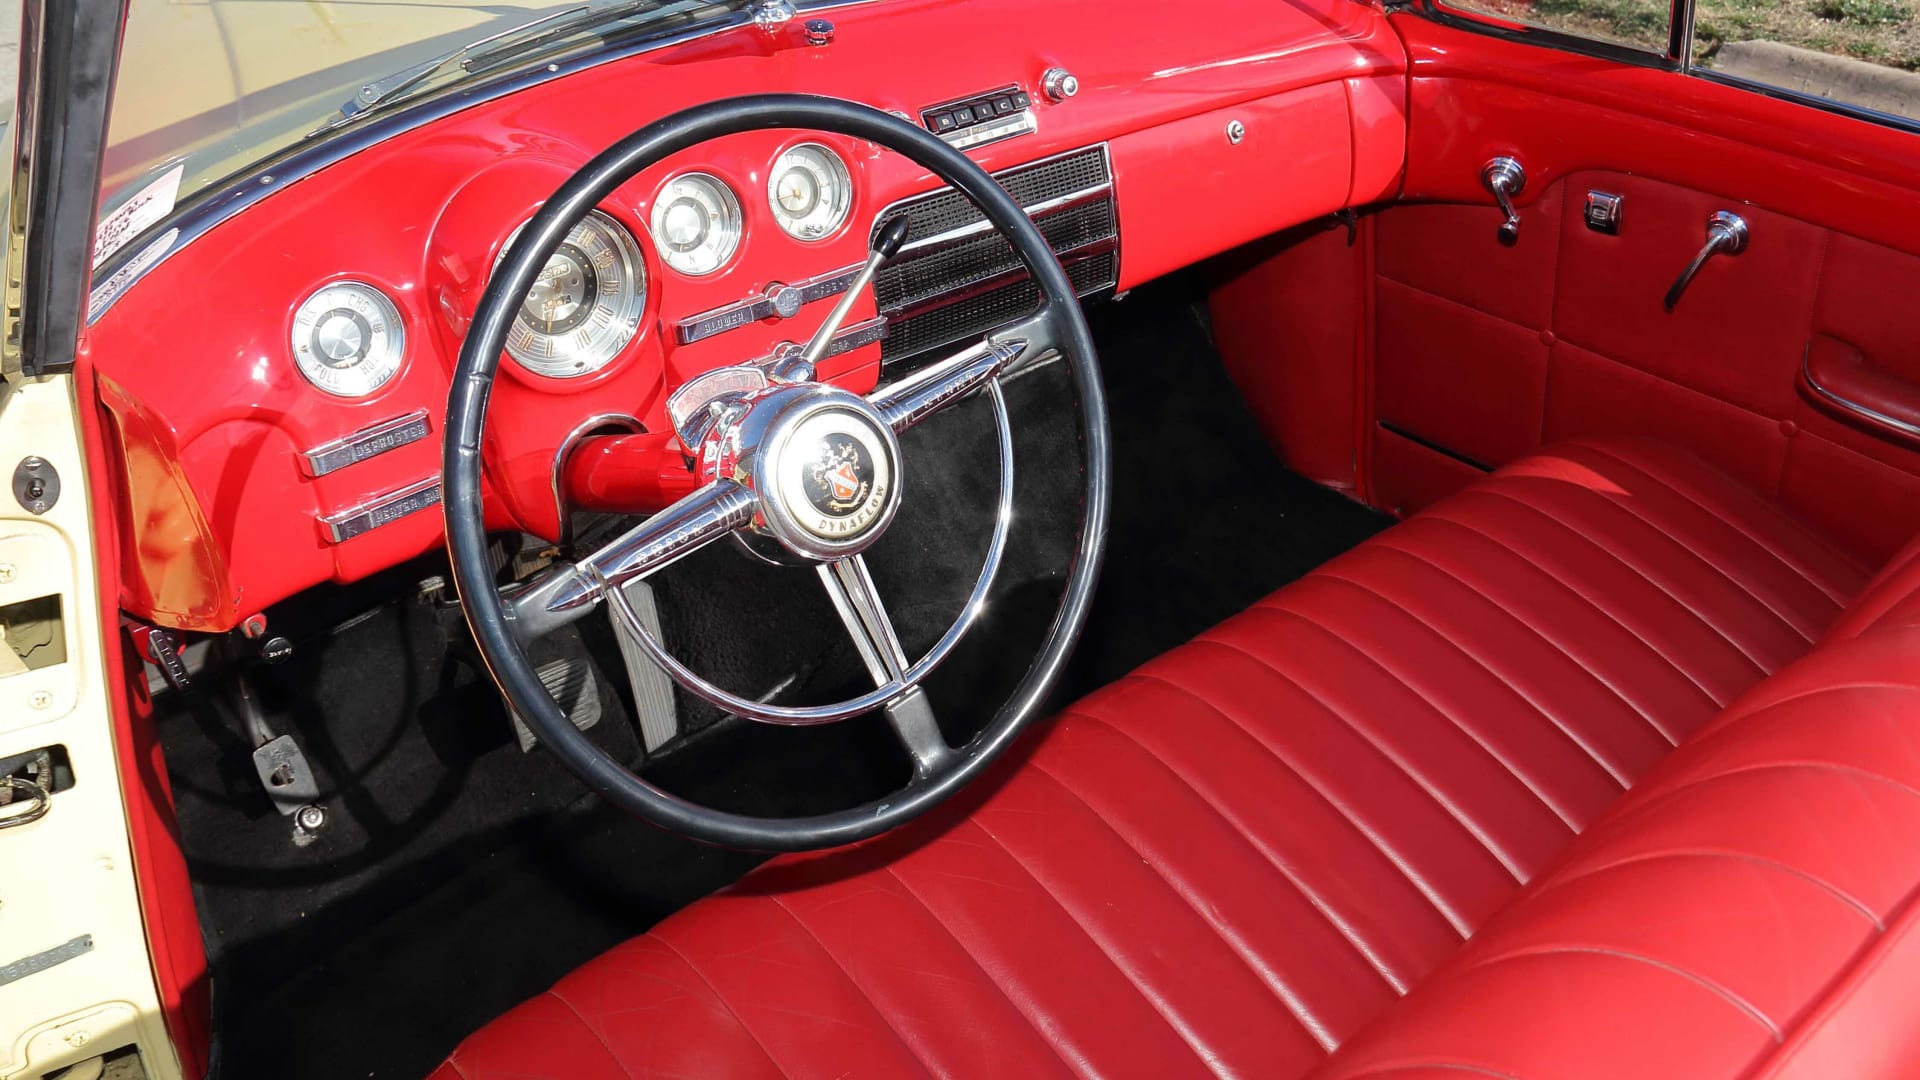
[{"xmin": 158, "ymin": 274, "xmax": 1389, "ymax": 1079}]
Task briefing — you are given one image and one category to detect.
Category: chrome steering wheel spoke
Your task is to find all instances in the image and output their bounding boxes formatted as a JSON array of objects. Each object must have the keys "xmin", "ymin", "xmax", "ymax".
[
  {"xmin": 818, "ymin": 555, "xmax": 956, "ymax": 776},
  {"xmin": 871, "ymin": 307, "xmax": 1056, "ymax": 432},
  {"xmin": 507, "ymin": 480, "xmax": 755, "ymax": 641}
]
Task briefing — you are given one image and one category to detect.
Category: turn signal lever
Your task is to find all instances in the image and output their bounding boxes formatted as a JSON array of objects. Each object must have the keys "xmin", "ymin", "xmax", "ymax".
[
  {"xmin": 1664, "ymin": 210, "xmax": 1749, "ymax": 311},
  {"xmin": 1481, "ymin": 157, "xmax": 1526, "ymax": 245}
]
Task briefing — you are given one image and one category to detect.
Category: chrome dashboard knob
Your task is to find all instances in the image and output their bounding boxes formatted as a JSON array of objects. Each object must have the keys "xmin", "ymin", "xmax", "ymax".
[{"xmin": 1041, "ymin": 67, "xmax": 1079, "ymax": 102}]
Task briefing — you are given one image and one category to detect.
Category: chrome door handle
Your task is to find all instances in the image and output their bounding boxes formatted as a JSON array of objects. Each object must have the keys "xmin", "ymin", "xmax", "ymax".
[
  {"xmin": 1481, "ymin": 156, "xmax": 1526, "ymax": 245},
  {"xmin": 1664, "ymin": 210, "xmax": 1749, "ymax": 311}
]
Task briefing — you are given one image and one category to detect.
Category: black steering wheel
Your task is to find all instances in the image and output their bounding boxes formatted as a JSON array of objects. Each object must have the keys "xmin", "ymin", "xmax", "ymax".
[{"xmin": 444, "ymin": 95, "xmax": 1110, "ymax": 852}]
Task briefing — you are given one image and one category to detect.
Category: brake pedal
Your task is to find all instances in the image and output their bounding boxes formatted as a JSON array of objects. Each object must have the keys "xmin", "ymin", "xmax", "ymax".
[
  {"xmin": 509, "ymin": 654, "xmax": 603, "ymax": 753},
  {"xmin": 609, "ymin": 579, "xmax": 679, "ymax": 752}
]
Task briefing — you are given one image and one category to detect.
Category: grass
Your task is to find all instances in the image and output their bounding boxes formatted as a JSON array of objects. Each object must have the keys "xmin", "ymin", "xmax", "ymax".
[{"xmin": 1465, "ymin": 0, "xmax": 1920, "ymax": 71}]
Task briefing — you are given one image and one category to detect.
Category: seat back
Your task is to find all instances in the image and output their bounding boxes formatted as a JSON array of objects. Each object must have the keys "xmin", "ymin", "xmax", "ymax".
[{"xmin": 1312, "ymin": 537, "xmax": 1920, "ymax": 1079}]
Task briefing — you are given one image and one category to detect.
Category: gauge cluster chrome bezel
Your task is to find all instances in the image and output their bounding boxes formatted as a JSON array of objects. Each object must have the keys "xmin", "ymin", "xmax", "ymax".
[
  {"xmin": 289, "ymin": 279, "xmax": 408, "ymax": 398},
  {"xmin": 649, "ymin": 171, "xmax": 745, "ymax": 276},
  {"xmin": 767, "ymin": 142, "xmax": 854, "ymax": 243},
  {"xmin": 498, "ymin": 209, "xmax": 649, "ymax": 380}
]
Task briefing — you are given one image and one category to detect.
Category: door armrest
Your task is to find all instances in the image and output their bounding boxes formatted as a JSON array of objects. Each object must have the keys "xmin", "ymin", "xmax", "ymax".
[{"xmin": 1799, "ymin": 333, "xmax": 1920, "ymax": 450}]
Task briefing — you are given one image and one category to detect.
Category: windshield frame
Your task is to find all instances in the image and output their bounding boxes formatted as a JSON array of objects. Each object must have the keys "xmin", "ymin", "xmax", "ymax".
[{"xmin": 6, "ymin": 0, "xmax": 128, "ymax": 379}]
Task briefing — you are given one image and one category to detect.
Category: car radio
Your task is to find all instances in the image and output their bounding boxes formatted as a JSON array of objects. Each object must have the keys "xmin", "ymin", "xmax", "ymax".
[{"xmin": 919, "ymin": 85, "xmax": 1037, "ymax": 150}]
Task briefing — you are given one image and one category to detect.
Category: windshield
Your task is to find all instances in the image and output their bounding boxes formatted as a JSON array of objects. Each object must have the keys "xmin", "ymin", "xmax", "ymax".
[{"xmin": 96, "ymin": 0, "xmax": 745, "ymax": 264}]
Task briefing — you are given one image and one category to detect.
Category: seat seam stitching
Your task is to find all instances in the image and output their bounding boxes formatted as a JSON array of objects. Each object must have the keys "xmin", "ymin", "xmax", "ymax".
[
  {"xmin": 1130, "ymin": 671, "xmax": 1473, "ymax": 940},
  {"xmin": 544, "ymin": 987, "xmax": 638, "ymax": 1080},
  {"xmin": 1452, "ymin": 945, "xmax": 1780, "ymax": 1040},
  {"xmin": 1196, "ymin": 634, "xmax": 1528, "ymax": 884},
  {"xmin": 763, "ymin": 893, "xmax": 936, "ymax": 1077},
  {"xmin": 1358, "ymin": 539, "xmax": 1678, "ymax": 748},
  {"xmin": 1575, "ymin": 442, "xmax": 1854, "ymax": 606},
  {"xmin": 1250, "ymin": 598, "xmax": 1588, "ymax": 832},
  {"xmin": 1060, "ymin": 705, "xmax": 1411, "ymax": 993},
  {"xmin": 1525, "ymin": 848, "xmax": 1883, "ymax": 930},
  {"xmin": 1482, "ymin": 475, "xmax": 1819, "ymax": 646},
  {"xmin": 1746, "ymin": 847, "xmax": 1920, "ymax": 1076},
  {"xmin": 1590, "ymin": 759, "xmax": 1920, "ymax": 845},
  {"xmin": 1415, "ymin": 513, "xmax": 1727, "ymax": 715},
  {"xmin": 1299, "ymin": 569, "xmax": 1630, "ymax": 789},
  {"xmin": 1463, "ymin": 488, "xmax": 1781, "ymax": 671},
  {"xmin": 1024, "ymin": 753, "xmax": 1343, "ymax": 1050},
  {"xmin": 1675, "ymin": 680, "xmax": 1920, "ymax": 761},
  {"xmin": 650, "ymin": 932, "xmax": 788, "ymax": 1074},
  {"xmin": 962, "ymin": 817, "xmax": 1234, "ymax": 1079},
  {"xmin": 878, "ymin": 863, "xmax": 1087, "ymax": 1080}
]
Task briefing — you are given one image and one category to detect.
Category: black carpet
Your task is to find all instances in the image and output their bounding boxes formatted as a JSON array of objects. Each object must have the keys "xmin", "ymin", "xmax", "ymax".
[{"xmin": 157, "ymin": 274, "xmax": 1388, "ymax": 1079}]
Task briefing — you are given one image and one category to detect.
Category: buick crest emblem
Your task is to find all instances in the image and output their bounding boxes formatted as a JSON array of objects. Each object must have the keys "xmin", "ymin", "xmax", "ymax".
[
  {"xmin": 806, "ymin": 435, "xmax": 874, "ymax": 517},
  {"xmin": 775, "ymin": 410, "xmax": 895, "ymax": 545}
]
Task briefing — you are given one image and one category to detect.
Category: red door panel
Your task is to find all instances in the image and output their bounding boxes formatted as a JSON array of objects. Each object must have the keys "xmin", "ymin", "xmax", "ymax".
[{"xmin": 1347, "ymin": 19, "xmax": 1920, "ymax": 564}]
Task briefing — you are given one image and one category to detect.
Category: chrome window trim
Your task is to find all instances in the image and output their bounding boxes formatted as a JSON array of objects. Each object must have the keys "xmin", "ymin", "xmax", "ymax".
[
  {"xmin": 84, "ymin": 0, "xmax": 877, "ymax": 327},
  {"xmin": 1408, "ymin": 0, "xmax": 1920, "ymax": 139}
]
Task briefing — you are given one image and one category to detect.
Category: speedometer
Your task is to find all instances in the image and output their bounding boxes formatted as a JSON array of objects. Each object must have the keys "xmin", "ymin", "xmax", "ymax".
[
  {"xmin": 650, "ymin": 173, "xmax": 743, "ymax": 276},
  {"xmin": 291, "ymin": 281, "xmax": 406, "ymax": 397},
  {"xmin": 768, "ymin": 143, "xmax": 852, "ymax": 242},
  {"xmin": 502, "ymin": 210, "xmax": 647, "ymax": 379}
]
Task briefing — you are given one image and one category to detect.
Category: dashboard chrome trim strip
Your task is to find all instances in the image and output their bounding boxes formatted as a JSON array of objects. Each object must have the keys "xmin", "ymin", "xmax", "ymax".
[
  {"xmin": 895, "ymin": 181, "xmax": 1114, "ymax": 257},
  {"xmin": 319, "ymin": 476, "xmax": 443, "ymax": 543},
  {"xmin": 85, "ymin": 0, "xmax": 878, "ymax": 327},
  {"xmin": 881, "ymin": 236, "xmax": 1117, "ymax": 321},
  {"xmin": 675, "ymin": 259, "xmax": 866, "ymax": 344},
  {"xmin": 300, "ymin": 409, "xmax": 432, "ymax": 477},
  {"xmin": 755, "ymin": 315, "xmax": 888, "ymax": 366}
]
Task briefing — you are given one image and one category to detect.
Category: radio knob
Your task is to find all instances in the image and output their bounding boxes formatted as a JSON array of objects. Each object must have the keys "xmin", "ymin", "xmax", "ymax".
[{"xmin": 1041, "ymin": 67, "xmax": 1079, "ymax": 102}]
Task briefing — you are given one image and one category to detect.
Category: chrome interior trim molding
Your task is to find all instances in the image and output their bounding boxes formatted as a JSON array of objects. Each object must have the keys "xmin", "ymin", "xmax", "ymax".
[
  {"xmin": 319, "ymin": 476, "xmax": 443, "ymax": 543},
  {"xmin": 551, "ymin": 412, "xmax": 646, "ymax": 538},
  {"xmin": 1802, "ymin": 358, "xmax": 1920, "ymax": 443},
  {"xmin": 300, "ymin": 410, "xmax": 432, "ymax": 477},
  {"xmin": 895, "ymin": 181, "xmax": 1113, "ymax": 257},
  {"xmin": 85, "ymin": 0, "xmax": 877, "ymax": 326},
  {"xmin": 674, "ymin": 259, "xmax": 865, "ymax": 344}
]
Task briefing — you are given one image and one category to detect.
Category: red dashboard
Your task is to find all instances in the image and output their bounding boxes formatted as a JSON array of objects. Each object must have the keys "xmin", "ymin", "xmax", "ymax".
[{"xmin": 86, "ymin": 0, "xmax": 1408, "ymax": 633}]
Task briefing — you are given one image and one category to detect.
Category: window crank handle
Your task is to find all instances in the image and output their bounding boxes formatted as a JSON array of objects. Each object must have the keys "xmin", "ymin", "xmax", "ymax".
[
  {"xmin": 1664, "ymin": 210, "xmax": 1749, "ymax": 311},
  {"xmin": 1481, "ymin": 157, "xmax": 1526, "ymax": 245}
]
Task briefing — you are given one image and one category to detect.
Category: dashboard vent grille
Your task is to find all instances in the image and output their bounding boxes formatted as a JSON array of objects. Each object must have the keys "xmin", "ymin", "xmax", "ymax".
[{"xmin": 873, "ymin": 146, "xmax": 1116, "ymax": 368}]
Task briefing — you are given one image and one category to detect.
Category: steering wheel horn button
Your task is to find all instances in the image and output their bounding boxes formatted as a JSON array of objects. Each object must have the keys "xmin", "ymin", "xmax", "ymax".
[{"xmin": 780, "ymin": 412, "xmax": 892, "ymax": 542}]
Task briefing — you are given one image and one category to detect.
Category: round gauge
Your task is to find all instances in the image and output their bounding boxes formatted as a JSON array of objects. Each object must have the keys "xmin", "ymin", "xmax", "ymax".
[
  {"xmin": 501, "ymin": 210, "xmax": 648, "ymax": 379},
  {"xmin": 768, "ymin": 143, "xmax": 852, "ymax": 242},
  {"xmin": 290, "ymin": 281, "xmax": 405, "ymax": 397},
  {"xmin": 650, "ymin": 173, "xmax": 743, "ymax": 276}
]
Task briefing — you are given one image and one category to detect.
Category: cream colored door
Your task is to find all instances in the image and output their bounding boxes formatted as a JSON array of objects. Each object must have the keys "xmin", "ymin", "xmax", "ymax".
[{"xmin": 0, "ymin": 373, "xmax": 182, "ymax": 1080}]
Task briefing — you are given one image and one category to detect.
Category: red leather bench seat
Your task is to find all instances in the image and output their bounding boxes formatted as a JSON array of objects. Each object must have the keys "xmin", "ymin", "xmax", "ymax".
[{"xmin": 435, "ymin": 438, "xmax": 1909, "ymax": 1079}]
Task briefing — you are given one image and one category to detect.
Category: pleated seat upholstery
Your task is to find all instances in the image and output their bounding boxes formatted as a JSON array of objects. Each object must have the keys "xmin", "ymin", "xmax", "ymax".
[{"xmin": 435, "ymin": 437, "xmax": 1899, "ymax": 1079}]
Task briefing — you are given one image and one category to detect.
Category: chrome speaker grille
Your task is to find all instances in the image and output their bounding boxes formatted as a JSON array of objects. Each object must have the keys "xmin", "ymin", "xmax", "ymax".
[{"xmin": 872, "ymin": 146, "xmax": 1116, "ymax": 368}]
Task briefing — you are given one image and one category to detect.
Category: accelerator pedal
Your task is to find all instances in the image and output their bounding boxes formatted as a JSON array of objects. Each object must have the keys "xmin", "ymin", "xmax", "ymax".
[
  {"xmin": 609, "ymin": 579, "xmax": 680, "ymax": 752},
  {"xmin": 510, "ymin": 654, "xmax": 603, "ymax": 753}
]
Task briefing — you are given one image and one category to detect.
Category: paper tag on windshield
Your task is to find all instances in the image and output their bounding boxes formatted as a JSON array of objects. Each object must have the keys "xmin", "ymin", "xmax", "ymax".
[{"xmin": 93, "ymin": 163, "xmax": 183, "ymax": 269}]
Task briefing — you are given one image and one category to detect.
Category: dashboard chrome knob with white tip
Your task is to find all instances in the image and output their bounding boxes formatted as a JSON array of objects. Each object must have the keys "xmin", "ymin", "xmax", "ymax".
[{"xmin": 1041, "ymin": 67, "xmax": 1079, "ymax": 102}]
